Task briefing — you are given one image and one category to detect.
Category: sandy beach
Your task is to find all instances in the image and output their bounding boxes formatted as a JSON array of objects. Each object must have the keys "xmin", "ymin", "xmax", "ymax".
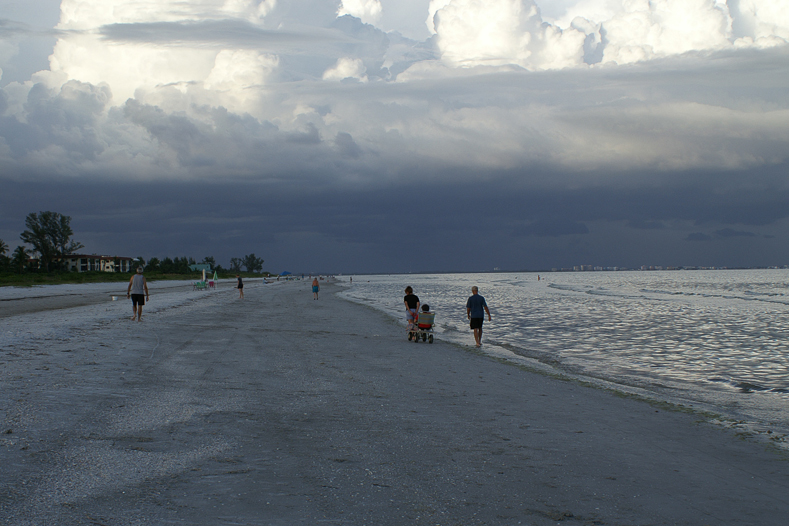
[{"xmin": 2, "ymin": 279, "xmax": 789, "ymax": 525}]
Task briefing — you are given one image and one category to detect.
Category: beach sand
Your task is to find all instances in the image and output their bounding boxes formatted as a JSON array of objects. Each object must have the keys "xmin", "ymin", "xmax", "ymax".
[{"xmin": 1, "ymin": 279, "xmax": 789, "ymax": 525}]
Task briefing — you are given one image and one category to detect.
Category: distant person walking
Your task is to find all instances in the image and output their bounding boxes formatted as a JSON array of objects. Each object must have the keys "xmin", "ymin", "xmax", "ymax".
[
  {"xmin": 312, "ymin": 277, "xmax": 320, "ymax": 300},
  {"xmin": 237, "ymin": 275, "xmax": 244, "ymax": 299},
  {"xmin": 466, "ymin": 286, "xmax": 491, "ymax": 347},
  {"xmin": 404, "ymin": 286, "xmax": 420, "ymax": 331},
  {"xmin": 126, "ymin": 266, "xmax": 150, "ymax": 322}
]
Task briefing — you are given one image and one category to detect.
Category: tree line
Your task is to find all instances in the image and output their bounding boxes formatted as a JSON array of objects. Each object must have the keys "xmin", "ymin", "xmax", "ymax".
[
  {"xmin": 138, "ymin": 254, "xmax": 264, "ymax": 275},
  {"xmin": 0, "ymin": 211, "xmax": 266, "ymax": 275},
  {"xmin": 0, "ymin": 211, "xmax": 82, "ymax": 273}
]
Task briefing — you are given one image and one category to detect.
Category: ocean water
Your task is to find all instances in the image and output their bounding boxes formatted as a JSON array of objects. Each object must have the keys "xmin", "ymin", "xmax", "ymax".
[{"xmin": 338, "ymin": 270, "xmax": 789, "ymax": 443}]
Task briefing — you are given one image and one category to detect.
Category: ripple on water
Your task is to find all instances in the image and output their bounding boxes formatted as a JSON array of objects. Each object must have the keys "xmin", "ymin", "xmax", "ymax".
[{"xmin": 338, "ymin": 270, "xmax": 789, "ymax": 438}]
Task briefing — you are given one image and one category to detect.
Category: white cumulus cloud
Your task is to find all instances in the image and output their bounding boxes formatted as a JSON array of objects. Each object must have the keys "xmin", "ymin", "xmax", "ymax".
[
  {"xmin": 432, "ymin": 0, "xmax": 587, "ymax": 70},
  {"xmin": 2, "ymin": 0, "xmax": 789, "ymax": 187},
  {"xmin": 426, "ymin": 0, "xmax": 452, "ymax": 34},
  {"xmin": 731, "ymin": 0, "xmax": 789, "ymax": 46},
  {"xmin": 205, "ymin": 50, "xmax": 278, "ymax": 90},
  {"xmin": 600, "ymin": 0, "xmax": 733, "ymax": 65},
  {"xmin": 322, "ymin": 57, "xmax": 368, "ymax": 82},
  {"xmin": 57, "ymin": 0, "xmax": 225, "ymax": 28},
  {"xmin": 338, "ymin": 0, "xmax": 383, "ymax": 26},
  {"xmin": 48, "ymin": 0, "xmax": 282, "ymax": 107},
  {"xmin": 221, "ymin": 0, "xmax": 278, "ymax": 21}
]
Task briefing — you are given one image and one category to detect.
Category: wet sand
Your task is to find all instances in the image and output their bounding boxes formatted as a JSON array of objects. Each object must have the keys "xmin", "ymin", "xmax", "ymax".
[
  {"xmin": 1, "ymin": 280, "xmax": 789, "ymax": 525},
  {"xmin": 0, "ymin": 281, "xmax": 195, "ymax": 319}
]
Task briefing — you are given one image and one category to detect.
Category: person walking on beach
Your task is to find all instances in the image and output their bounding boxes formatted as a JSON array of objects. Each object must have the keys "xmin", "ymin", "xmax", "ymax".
[
  {"xmin": 404, "ymin": 286, "xmax": 420, "ymax": 331},
  {"xmin": 237, "ymin": 275, "xmax": 244, "ymax": 299},
  {"xmin": 126, "ymin": 266, "xmax": 150, "ymax": 322},
  {"xmin": 312, "ymin": 277, "xmax": 320, "ymax": 300},
  {"xmin": 466, "ymin": 286, "xmax": 491, "ymax": 347}
]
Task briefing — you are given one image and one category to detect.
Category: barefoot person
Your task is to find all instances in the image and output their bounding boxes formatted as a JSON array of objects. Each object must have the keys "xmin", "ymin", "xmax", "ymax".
[
  {"xmin": 126, "ymin": 266, "xmax": 150, "ymax": 322},
  {"xmin": 237, "ymin": 275, "xmax": 244, "ymax": 299},
  {"xmin": 466, "ymin": 286, "xmax": 491, "ymax": 347},
  {"xmin": 312, "ymin": 277, "xmax": 320, "ymax": 300},
  {"xmin": 403, "ymin": 286, "xmax": 420, "ymax": 332}
]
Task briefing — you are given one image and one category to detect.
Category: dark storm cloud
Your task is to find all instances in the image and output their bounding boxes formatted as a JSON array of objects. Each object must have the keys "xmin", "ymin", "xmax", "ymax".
[
  {"xmin": 627, "ymin": 219, "xmax": 666, "ymax": 230},
  {"xmin": 513, "ymin": 220, "xmax": 590, "ymax": 238},
  {"xmin": 3, "ymin": 69, "xmax": 789, "ymax": 269},
  {"xmin": 4, "ymin": 161, "xmax": 789, "ymax": 272},
  {"xmin": 2, "ymin": 4, "xmax": 789, "ymax": 272},
  {"xmin": 715, "ymin": 228, "xmax": 757, "ymax": 238}
]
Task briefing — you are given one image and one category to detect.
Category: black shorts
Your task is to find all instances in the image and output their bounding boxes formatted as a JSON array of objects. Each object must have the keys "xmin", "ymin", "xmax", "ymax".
[
  {"xmin": 470, "ymin": 318, "xmax": 483, "ymax": 330},
  {"xmin": 131, "ymin": 294, "xmax": 145, "ymax": 306}
]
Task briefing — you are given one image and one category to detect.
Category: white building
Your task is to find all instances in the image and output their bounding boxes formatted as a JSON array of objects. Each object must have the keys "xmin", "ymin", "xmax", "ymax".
[{"xmin": 62, "ymin": 254, "xmax": 135, "ymax": 273}]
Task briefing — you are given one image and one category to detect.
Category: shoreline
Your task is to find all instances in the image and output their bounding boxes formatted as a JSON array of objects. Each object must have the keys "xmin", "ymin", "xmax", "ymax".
[
  {"xmin": 336, "ymin": 277, "xmax": 789, "ymax": 452},
  {"xmin": 345, "ymin": 293, "xmax": 789, "ymax": 454},
  {"xmin": 2, "ymin": 280, "xmax": 789, "ymax": 524}
]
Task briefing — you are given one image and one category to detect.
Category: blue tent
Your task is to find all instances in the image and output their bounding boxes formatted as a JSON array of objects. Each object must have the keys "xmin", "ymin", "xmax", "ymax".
[{"xmin": 279, "ymin": 271, "xmax": 292, "ymax": 276}]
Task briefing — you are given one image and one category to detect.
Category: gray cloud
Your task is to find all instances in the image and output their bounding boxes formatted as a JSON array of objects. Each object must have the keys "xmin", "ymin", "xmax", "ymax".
[
  {"xmin": 686, "ymin": 233, "xmax": 712, "ymax": 242},
  {"xmin": 98, "ymin": 20, "xmax": 356, "ymax": 48},
  {"xmin": 514, "ymin": 220, "xmax": 590, "ymax": 238},
  {"xmin": 3, "ymin": 171, "xmax": 789, "ymax": 272},
  {"xmin": 715, "ymin": 228, "xmax": 757, "ymax": 238},
  {"xmin": 2, "ymin": 2, "xmax": 789, "ymax": 272},
  {"xmin": 0, "ymin": 19, "xmax": 31, "ymax": 38},
  {"xmin": 627, "ymin": 219, "xmax": 666, "ymax": 230},
  {"xmin": 334, "ymin": 131, "xmax": 361, "ymax": 158}
]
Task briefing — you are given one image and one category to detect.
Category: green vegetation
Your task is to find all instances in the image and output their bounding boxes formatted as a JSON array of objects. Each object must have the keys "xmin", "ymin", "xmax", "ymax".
[
  {"xmin": 19, "ymin": 211, "xmax": 83, "ymax": 272},
  {"xmin": 1, "ymin": 210, "xmax": 270, "ymax": 287}
]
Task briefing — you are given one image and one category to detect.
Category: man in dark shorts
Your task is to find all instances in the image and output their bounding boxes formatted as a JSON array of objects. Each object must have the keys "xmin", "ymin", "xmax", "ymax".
[
  {"xmin": 126, "ymin": 266, "xmax": 150, "ymax": 321},
  {"xmin": 466, "ymin": 286, "xmax": 491, "ymax": 347}
]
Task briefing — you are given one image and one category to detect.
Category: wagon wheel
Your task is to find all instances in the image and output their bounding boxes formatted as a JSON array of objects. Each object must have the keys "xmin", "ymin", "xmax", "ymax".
[{"xmin": 428, "ymin": 334, "xmax": 433, "ymax": 343}]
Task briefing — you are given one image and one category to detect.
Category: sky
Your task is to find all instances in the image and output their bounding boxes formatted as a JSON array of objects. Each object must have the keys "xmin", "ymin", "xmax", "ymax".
[{"xmin": 0, "ymin": 0, "xmax": 788, "ymax": 274}]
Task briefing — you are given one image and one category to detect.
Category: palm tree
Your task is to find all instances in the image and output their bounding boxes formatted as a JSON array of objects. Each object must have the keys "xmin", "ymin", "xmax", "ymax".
[{"xmin": 11, "ymin": 246, "xmax": 30, "ymax": 273}]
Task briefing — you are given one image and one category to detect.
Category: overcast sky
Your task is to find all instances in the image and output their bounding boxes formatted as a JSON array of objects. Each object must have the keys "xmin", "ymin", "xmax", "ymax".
[{"xmin": 1, "ymin": 0, "xmax": 788, "ymax": 273}]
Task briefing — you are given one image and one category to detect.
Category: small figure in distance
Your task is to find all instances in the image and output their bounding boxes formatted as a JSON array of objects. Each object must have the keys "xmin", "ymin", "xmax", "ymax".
[
  {"xmin": 237, "ymin": 274, "xmax": 244, "ymax": 299},
  {"xmin": 312, "ymin": 277, "xmax": 320, "ymax": 300},
  {"xmin": 466, "ymin": 286, "xmax": 491, "ymax": 347},
  {"xmin": 404, "ymin": 286, "xmax": 420, "ymax": 331},
  {"xmin": 127, "ymin": 266, "xmax": 150, "ymax": 322}
]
